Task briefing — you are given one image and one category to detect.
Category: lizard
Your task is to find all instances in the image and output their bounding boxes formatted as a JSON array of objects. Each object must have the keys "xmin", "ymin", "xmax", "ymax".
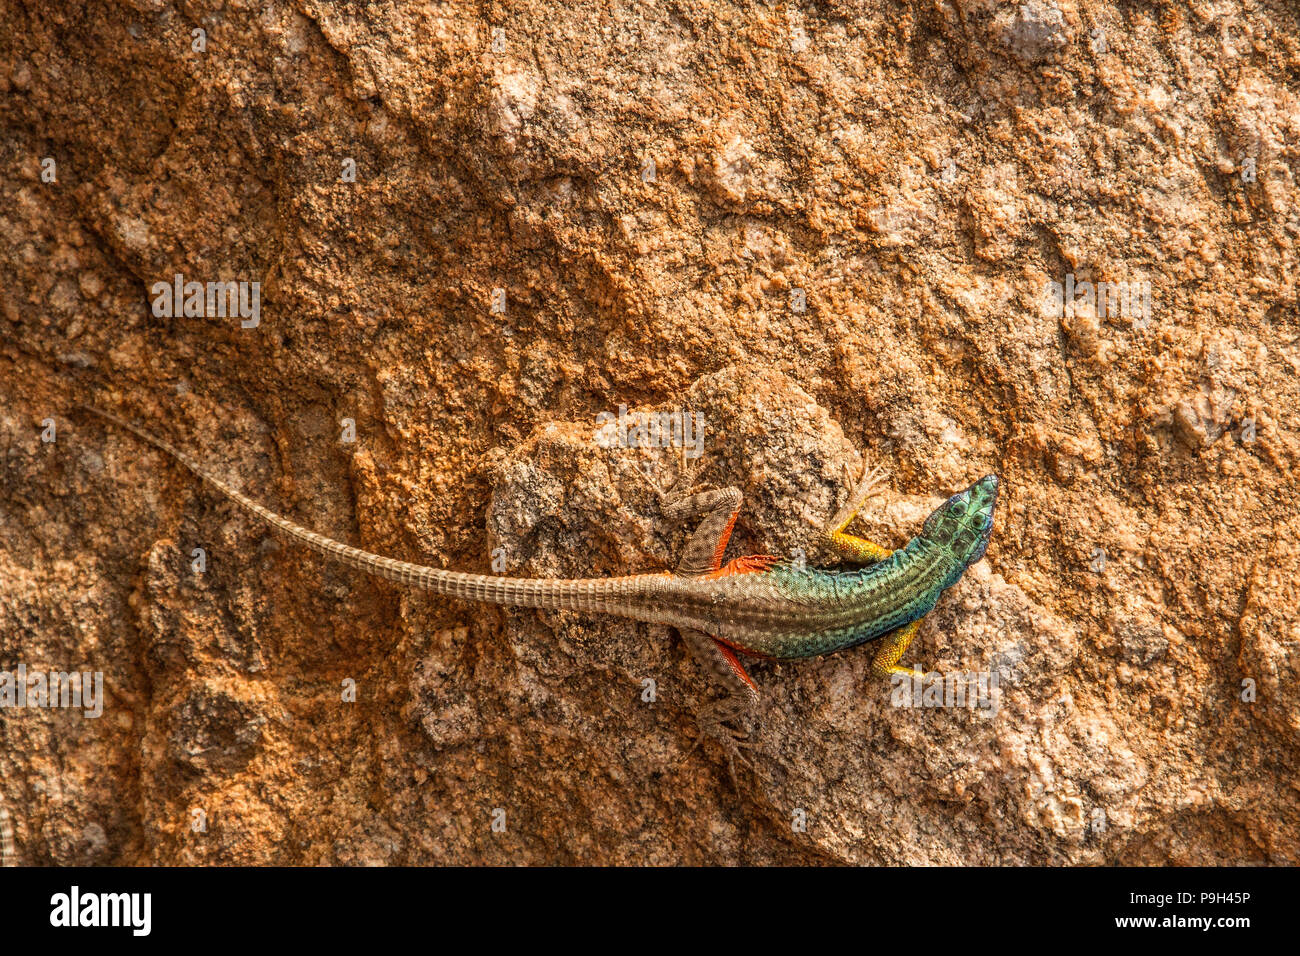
[{"xmin": 78, "ymin": 405, "xmax": 999, "ymax": 771}]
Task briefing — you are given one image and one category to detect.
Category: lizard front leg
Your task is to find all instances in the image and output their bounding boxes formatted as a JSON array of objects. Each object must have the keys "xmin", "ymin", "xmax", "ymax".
[
  {"xmin": 870, "ymin": 619, "xmax": 925, "ymax": 679},
  {"xmin": 825, "ymin": 462, "xmax": 927, "ymax": 679},
  {"xmin": 823, "ymin": 461, "xmax": 893, "ymax": 563}
]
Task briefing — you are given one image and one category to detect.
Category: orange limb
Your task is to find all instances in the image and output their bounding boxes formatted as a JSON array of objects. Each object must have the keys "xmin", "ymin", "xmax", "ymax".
[
  {"xmin": 709, "ymin": 509, "xmax": 739, "ymax": 571},
  {"xmin": 711, "ymin": 640, "xmax": 759, "ymax": 693},
  {"xmin": 705, "ymin": 554, "xmax": 779, "ymax": 579}
]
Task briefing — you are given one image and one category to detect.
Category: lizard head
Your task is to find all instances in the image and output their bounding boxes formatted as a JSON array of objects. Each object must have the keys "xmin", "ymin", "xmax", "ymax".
[{"xmin": 920, "ymin": 475, "xmax": 999, "ymax": 572}]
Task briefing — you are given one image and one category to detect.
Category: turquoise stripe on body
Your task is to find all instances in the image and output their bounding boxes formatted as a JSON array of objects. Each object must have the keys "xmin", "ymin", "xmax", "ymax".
[{"xmin": 753, "ymin": 539, "xmax": 959, "ymax": 659}]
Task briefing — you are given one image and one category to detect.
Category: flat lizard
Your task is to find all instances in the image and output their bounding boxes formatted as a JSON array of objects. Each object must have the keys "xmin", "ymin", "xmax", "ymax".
[{"xmin": 80, "ymin": 406, "xmax": 998, "ymax": 768}]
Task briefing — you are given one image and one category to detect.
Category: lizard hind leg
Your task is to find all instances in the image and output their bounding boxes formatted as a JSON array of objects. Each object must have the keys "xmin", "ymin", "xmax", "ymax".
[
  {"xmin": 678, "ymin": 627, "xmax": 760, "ymax": 781},
  {"xmin": 634, "ymin": 451, "xmax": 748, "ymax": 576},
  {"xmin": 628, "ymin": 449, "xmax": 745, "ymax": 575},
  {"xmin": 631, "ymin": 449, "xmax": 776, "ymax": 577},
  {"xmin": 667, "ymin": 486, "xmax": 745, "ymax": 576}
]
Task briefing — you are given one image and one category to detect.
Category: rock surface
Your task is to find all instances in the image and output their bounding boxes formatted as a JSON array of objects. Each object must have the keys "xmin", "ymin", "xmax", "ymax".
[{"xmin": 0, "ymin": 0, "xmax": 1297, "ymax": 864}]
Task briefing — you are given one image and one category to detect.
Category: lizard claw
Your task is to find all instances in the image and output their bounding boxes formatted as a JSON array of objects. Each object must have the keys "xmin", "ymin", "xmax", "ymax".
[
  {"xmin": 629, "ymin": 447, "xmax": 705, "ymax": 505},
  {"xmin": 682, "ymin": 697, "xmax": 758, "ymax": 784},
  {"xmin": 627, "ymin": 456, "xmax": 673, "ymax": 502}
]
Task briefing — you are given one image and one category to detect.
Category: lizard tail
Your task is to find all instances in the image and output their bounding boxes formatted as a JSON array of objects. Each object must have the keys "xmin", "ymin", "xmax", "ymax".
[{"xmin": 78, "ymin": 405, "xmax": 668, "ymax": 613}]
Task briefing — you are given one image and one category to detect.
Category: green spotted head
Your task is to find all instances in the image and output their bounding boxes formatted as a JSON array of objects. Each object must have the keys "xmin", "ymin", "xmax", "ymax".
[{"xmin": 919, "ymin": 475, "xmax": 999, "ymax": 581}]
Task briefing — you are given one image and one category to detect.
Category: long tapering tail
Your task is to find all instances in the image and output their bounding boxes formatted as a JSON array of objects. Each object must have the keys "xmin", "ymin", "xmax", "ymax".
[{"xmin": 78, "ymin": 405, "xmax": 667, "ymax": 612}]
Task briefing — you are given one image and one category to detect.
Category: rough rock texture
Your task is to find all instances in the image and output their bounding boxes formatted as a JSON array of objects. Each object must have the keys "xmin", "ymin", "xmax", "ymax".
[{"xmin": 1, "ymin": 0, "xmax": 1297, "ymax": 864}]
